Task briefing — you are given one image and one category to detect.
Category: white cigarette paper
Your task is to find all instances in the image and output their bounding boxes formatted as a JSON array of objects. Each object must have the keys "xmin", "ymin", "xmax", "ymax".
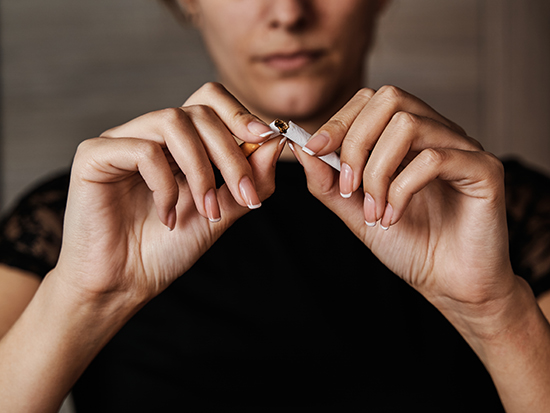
[{"xmin": 269, "ymin": 120, "xmax": 341, "ymax": 171}]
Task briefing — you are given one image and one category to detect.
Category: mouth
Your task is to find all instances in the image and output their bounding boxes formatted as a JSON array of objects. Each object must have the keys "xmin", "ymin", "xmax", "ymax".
[{"xmin": 257, "ymin": 49, "xmax": 325, "ymax": 72}]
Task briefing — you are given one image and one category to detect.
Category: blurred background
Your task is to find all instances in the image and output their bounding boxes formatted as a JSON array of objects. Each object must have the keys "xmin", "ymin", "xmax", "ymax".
[
  {"xmin": 2, "ymin": 0, "xmax": 550, "ymax": 213},
  {"xmin": 1, "ymin": 0, "xmax": 549, "ymax": 411}
]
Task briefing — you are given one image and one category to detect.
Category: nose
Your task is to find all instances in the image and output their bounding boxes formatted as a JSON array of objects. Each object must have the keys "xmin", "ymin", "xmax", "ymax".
[{"xmin": 267, "ymin": 0, "xmax": 311, "ymax": 31}]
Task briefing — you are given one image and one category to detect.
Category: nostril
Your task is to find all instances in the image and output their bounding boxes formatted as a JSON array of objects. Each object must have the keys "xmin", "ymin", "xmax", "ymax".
[{"xmin": 266, "ymin": 1, "xmax": 310, "ymax": 31}]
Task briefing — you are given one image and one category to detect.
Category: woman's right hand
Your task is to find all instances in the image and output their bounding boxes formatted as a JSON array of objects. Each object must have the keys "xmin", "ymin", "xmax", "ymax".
[{"xmin": 55, "ymin": 82, "xmax": 285, "ymax": 303}]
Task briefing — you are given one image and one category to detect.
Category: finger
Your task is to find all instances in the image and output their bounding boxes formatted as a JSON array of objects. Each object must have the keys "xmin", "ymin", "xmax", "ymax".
[
  {"xmin": 292, "ymin": 140, "xmax": 376, "ymax": 243},
  {"xmin": 152, "ymin": 108, "xmax": 222, "ymax": 221},
  {"xmin": 302, "ymin": 88, "xmax": 375, "ymax": 156},
  {"xmin": 339, "ymin": 85, "xmax": 476, "ymax": 196},
  {"xmin": 183, "ymin": 104, "xmax": 263, "ymax": 209},
  {"xmin": 74, "ymin": 137, "xmax": 179, "ymax": 230},
  {"xmin": 291, "ymin": 139, "xmax": 361, "ymax": 213},
  {"xmin": 362, "ymin": 113, "xmax": 481, "ymax": 220},
  {"xmin": 215, "ymin": 136, "xmax": 288, "ymax": 224},
  {"xmin": 378, "ymin": 148, "xmax": 504, "ymax": 229},
  {"xmin": 103, "ymin": 106, "xmax": 255, "ymax": 218},
  {"xmin": 103, "ymin": 84, "xmax": 274, "ymax": 144},
  {"xmin": 184, "ymin": 82, "xmax": 275, "ymax": 142}
]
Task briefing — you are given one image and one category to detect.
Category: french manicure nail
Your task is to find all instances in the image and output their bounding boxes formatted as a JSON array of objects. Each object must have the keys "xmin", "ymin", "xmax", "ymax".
[
  {"xmin": 288, "ymin": 142, "xmax": 303, "ymax": 166},
  {"xmin": 363, "ymin": 192, "xmax": 377, "ymax": 226},
  {"xmin": 239, "ymin": 176, "xmax": 262, "ymax": 209},
  {"xmin": 273, "ymin": 137, "xmax": 287, "ymax": 167},
  {"xmin": 248, "ymin": 121, "xmax": 273, "ymax": 138},
  {"xmin": 204, "ymin": 188, "xmax": 221, "ymax": 223},
  {"xmin": 303, "ymin": 131, "xmax": 330, "ymax": 156},
  {"xmin": 380, "ymin": 203, "xmax": 393, "ymax": 231},
  {"xmin": 339, "ymin": 163, "xmax": 354, "ymax": 198}
]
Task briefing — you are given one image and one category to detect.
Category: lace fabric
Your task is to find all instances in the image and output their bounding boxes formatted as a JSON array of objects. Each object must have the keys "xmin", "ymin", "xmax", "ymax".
[
  {"xmin": 0, "ymin": 173, "xmax": 69, "ymax": 277},
  {"xmin": 0, "ymin": 160, "xmax": 549, "ymax": 296}
]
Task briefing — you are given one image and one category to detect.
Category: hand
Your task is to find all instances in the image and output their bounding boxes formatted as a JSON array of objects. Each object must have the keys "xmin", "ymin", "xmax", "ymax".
[
  {"xmin": 55, "ymin": 82, "xmax": 285, "ymax": 302},
  {"xmin": 292, "ymin": 85, "xmax": 516, "ymax": 323}
]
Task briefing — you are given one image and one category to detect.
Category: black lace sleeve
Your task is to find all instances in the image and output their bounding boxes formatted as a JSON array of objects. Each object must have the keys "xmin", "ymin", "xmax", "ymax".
[
  {"xmin": 504, "ymin": 159, "xmax": 550, "ymax": 296},
  {"xmin": 0, "ymin": 172, "xmax": 70, "ymax": 279}
]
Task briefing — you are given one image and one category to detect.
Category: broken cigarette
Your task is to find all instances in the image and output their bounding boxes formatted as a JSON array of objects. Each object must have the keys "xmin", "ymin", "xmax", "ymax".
[
  {"xmin": 269, "ymin": 119, "xmax": 341, "ymax": 171},
  {"xmin": 239, "ymin": 142, "xmax": 261, "ymax": 157},
  {"xmin": 239, "ymin": 119, "xmax": 341, "ymax": 172},
  {"xmin": 239, "ymin": 129, "xmax": 275, "ymax": 158}
]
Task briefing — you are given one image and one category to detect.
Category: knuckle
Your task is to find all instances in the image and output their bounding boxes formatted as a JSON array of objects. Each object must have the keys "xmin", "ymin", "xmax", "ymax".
[
  {"xmin": 377, "ymin": 84, "xmax": 405, "ymax": 102},
  {"xmin": 216, "ymin": 149, "xmax": 251, "ymax": 176},
  {"xmin": 387, "ymin": 182, "xmax": 410, "ymax": 212},
  {"xmin": 135, "ymin": 139, "xmax": 162, "ymax": 160},
  {"xmin": 198, "ymin": 81, "xmax": 226, "ymax": 97},
  {"xmin": 76, "ymin": 137, "xmax": 96, "ymax": 154},
  {"xmin": 420, "ymin": 147, "xmax": 446, "ymax": 168},
  {"xmin": 390, "ymin": 182, "xmax": 407, "ymax": 200},
  {"xmin": 483, "ymin": 152, "xmax": 505, "ymax": 179},
  {"xmin": 75, "ymin": 138, "xmax": 107, "ymax": 162},
  {"xmin": 306, "ymin": 173, "xmax": 336, "ymax": 198},
  {"xmin": 363, "ymin": 167, "xmax": 387, "ymax": 188},
  {"xmin": 465, "ymin": 135, "xmax": 484, "ymax": 151},
  {"xmin": 186, "ymin": 104, "xmax": 215, "ymax": 120},
  {"xmin": 326, "ymin": 116, "xmax": 350, "ymax": 134},
  {"xmin": 355, "ymin": 87, "xmax": 375, "ymax": 101},
  {"xmin": 391, "ymin": 111, "xmax": 419, "ymax": 132},
  {"xmin": 192, "ymin": 162, "xmax": 215, "ymax": 186},
  {"xmin": 446, "ymin": 118, "xmax": 468, "ymax": 136},
  {"xmin": 158, "ymin": 107, "xmax": 187, "ymax": 127},
  {"xmin": 231, "ymin": 107, "xmax": 253, "ymax": 122}
]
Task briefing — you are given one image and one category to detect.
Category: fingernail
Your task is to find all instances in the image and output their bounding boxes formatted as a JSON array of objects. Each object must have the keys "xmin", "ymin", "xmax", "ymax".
[
  {"xmin": 380, "ymin": 203, "xmax": 393, "ymax": 230},
  {"xmin": 288, "ymin": 142, "xmax": 303, "ymax": 166},
  {"xmin": 364, "ymin": 192, "xmax": 377, "ymax": 227},
  {"xmin": 204, "ymin": 188, "xmax": 221, "ymax": 223},
  {"xmin": 248, "ymin": 121, "xmax": 273, "ymax": 138},
  {"xmin": 339, "ymin": 163, "xmax": 354, "ymax": 198},
  {"xmin": 166, "ymin": 207, "xmax": 177, "ymax": 231},
  {"xmin": 288, "ymin": 141, "xmax": 295, "ymax": 152},
  {"xmin": 303, "ymin": 131, "xmax": 330, "ymax": 156},
  {"xmin": 273, "ymin": 137, "xmax": 287, "ymax": 167},
  {"xmin": 239, "ymin": 176, "xmax": 262, "ymax": 209}
]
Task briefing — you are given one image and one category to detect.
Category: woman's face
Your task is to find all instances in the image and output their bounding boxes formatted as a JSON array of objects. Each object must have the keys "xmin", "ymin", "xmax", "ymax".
[{"xmin": 180, "ymin": 0, "xmax": 384, "ymax": 126}]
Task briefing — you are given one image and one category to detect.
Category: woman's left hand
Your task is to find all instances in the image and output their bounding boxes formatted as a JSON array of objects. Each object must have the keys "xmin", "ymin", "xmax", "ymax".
[{"xmin": 292, "ymin": 85, "xmax": 517, "ymax": 324}]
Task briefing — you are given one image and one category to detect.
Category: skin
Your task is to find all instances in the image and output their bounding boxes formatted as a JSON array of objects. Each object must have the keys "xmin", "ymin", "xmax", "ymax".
[
  {"xmin": 1, "ymin": 1, "xmax": 550, "ymax": 411},
  {"xmin": 179, "ymin": 0, "xmax": 384, "ymax": 130}
]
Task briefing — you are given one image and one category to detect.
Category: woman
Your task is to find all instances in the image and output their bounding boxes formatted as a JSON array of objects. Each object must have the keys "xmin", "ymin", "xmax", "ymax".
[{"xmin": 1, "ymin": 0, "xmax": 550, "ymax": 411}]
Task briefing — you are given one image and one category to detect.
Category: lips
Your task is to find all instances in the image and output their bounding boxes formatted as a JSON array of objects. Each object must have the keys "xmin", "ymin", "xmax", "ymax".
[{"xmin": 258, "ymin": 50, "xmax": 325, "ymax": 72}]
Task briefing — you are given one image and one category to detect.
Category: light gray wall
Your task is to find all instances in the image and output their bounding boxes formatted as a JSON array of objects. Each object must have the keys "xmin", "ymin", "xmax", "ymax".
[
  {"xmin": 1, "ymin": 0, "xmax": 215, "ymax": 211},
  {"xmin": 2, "ymin": 0, "xmax": 550, "ymax": 215}
]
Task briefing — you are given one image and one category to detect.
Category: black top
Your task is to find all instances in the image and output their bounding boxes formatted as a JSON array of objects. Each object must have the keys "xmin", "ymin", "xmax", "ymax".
[{"xmin": 1, "ymin": 160, "xmax": 550, "ymax": 411}]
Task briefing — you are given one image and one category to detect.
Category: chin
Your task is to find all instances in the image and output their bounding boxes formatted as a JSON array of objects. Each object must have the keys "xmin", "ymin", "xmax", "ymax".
[{"xmin": 255, "ymin": 79, "xmax": 338, "ymax": 121}]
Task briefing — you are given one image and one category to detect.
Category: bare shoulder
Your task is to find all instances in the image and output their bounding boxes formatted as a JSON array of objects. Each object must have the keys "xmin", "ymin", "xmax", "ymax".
[{"xmin": 0, "ymin": 264, "xmax": 41, "ymax": 338}]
